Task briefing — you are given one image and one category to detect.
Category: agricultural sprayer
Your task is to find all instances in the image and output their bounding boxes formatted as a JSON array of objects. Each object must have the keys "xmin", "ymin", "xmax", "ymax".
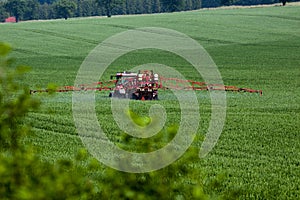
[{"xmin": 30, "ymin": 70, "xmax": 262, "ymax": 99}]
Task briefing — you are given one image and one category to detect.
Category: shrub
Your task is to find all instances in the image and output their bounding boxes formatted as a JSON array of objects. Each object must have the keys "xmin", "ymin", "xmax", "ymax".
[{"xmin": 0, "ymin": 42, "xmax": 95, "ymax": 199}]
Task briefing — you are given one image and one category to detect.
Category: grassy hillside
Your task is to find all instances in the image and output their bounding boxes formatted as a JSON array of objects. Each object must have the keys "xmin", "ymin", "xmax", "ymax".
[{"xmin": 1, "ymin": 4, "xmax": 300, "ymax": 199}]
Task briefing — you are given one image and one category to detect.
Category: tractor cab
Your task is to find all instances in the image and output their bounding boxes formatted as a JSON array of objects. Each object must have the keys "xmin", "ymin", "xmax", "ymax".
[
  {"xmin": 109, "ymin": 70, "xmax": 159, "ymax": 100},
  {"xmin": 109, "ymin": 71, "xmax": 137, "ymax": 98}
]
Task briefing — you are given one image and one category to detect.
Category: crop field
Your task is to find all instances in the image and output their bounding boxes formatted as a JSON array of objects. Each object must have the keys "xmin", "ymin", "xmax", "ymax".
[{"xmin": 1, "ymin": 4, "xmax": 300, "ymax": 199}]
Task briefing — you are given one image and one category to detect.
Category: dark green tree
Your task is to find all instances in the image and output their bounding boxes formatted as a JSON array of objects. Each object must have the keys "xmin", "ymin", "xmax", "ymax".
[
  {"xmin": 95, "ymin": 0, "xmax": 113, "ymax": 17},
  {"xmin": 135, "ymin": 0, "xmax": 143, "ymax": 13},
  {"xmin": 280, "ymin": 0, "xmax": 287, "ymax": 6},
  {"xmin": 220, "ymin": 0, "xmax": 281, "ymax": 6},
  {"xmin": 185, "ymin": 0, "xmax": 193, "ymax": 10},
  {"xmin": 53, "ymin": 0, "xmax": 76, "ymax": 20},
  {"xmin": 23, "ymin": 0, "xmax": 40, "ymax": 20},
  {"xmin": 4, "ymin": 0, "xmax": 26, "ymax": 22},
  {"xmin": 95, "ymin": 0, "xmax": 125, "ymax": 17},
  {"xmin": 125, "ymin": 0, "xmax": 136, "ymax": 14},
  {"xmin": 111, "ymin": 0, "xmax": 126, "ymax": 15},
  {"xmin": 152, "ymin": 0, "xmax": 161, "ymax": 13},
  {"xmin": 192, "ymin": 0, "xmax": 201, "ymax": 9},
  {"xmin": 143, "ymin": 0, "xmax": 152, "ymax": 13},
  {"xmin": 38, "ymin": 2, "xmax": 52, "ymax": 19},
  {"xmin": 202, "ymin": 0, "xmax": 220, "ymax": 8},
  {"xmin": 0, "ymin": 3, "xmax": 9, "ymax": 22},
  {"xmin": 75, "ymin": 0, "xmax": 82, "ymax": 17},
  {"xmin": 220, "ymin": 0, "xmax": 230, "ymax": 6},
  {"xmin": 38, "ymin": 0, "xmax": 57, "ymax": 3},
  {"xmin": 160, "ymin": 0, "xmax": 184, "ymax": 12},
  {"xmin": 70, "ymin": 0, "xmax": 99, "ymax": 17}
]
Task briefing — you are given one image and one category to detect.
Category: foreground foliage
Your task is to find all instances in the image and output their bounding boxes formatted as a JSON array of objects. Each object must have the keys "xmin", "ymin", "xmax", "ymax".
[{"xmin": 0, "ymin": 43, "xmax": 96, "ymax": 199}]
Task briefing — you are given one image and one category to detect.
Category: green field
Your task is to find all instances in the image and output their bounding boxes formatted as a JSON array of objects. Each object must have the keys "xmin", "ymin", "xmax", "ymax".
[{"xmin": 1, "ymin": 4, "xmax": 300, "ymax": 199}]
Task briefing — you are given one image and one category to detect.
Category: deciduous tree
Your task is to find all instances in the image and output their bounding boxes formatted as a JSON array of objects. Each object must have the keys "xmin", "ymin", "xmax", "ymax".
[
  {"xmin": 152, "ymin": 0, "xmax": 161, "ymax": 13},
  {"xmin": 53, "ymin": 0, "xmax": 76, "ymax": 20},
  {"xmin": 0, "ymin": 3, "xmax": 9, "ymax": 22},
  {"xmin": 23, "ymin": 0, "xmax": 39, "ymax": 20},
  {"xmin": 280, "ymin": 0, "xmax": 287, "ymax": 6},
  {"xmin": 95, "ymin": 0, "xmax": 113, "ymax": 17},
  {"xmin": 160, "ymin": 0, "xmax": 184, "ymax": 12},
  {"xmin": 4, "ymin": 0, "xmax": 26, "ymax": 22}
]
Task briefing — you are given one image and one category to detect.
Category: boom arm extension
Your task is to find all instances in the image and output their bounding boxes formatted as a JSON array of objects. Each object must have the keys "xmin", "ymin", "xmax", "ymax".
[
  {"xmin": 30, "ymin": 80, "xmax": 117, "ymax": 94},
  {"xmin": 158, "ymin": 77, "xmax": 262, "ymax": 95}
]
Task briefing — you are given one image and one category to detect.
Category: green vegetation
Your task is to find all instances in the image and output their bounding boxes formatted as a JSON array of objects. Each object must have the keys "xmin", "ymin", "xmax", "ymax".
[
  {"xmin": 53, "ymin": 0, "xmax": 77, "ymax": 20},
  {"xmin": 220, "ymin": 0, "xmax": 294, "ymax": 6},
  {"xmin": 2, "ymin": 0, "xmax": 298, "ymax": 22},
  {"xmin": 0, "ymin": 4, "xmax": 300, "ymax": 199},
  {"xmin": 0, "ymin": 43, "xmax": 96, "ymax": 199},
  {"xmin": 0, "ymin": 0, "xmax": 202, "ymax": 22}
]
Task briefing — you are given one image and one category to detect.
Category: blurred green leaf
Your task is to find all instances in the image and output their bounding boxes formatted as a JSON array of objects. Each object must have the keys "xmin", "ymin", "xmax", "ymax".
[
  {"xmin": 0, "ymin": 43, "xmax": 96, "ymax": 199},
  {"xmin": 0, "ymin": 42, "xmax": 11, "ymax": 56},
  {"xmin": 47, "ymin": 83, "xmax": 58, "ymax": 95},
  {"xmin": 127, "ymin": 109, "xmax": 151, "ymax": 127}
]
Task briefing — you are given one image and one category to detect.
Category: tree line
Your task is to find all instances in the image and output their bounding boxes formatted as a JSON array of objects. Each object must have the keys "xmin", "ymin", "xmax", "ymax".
[
  {"xmin": 0, "ymin": 0, "xmax": 201, "ymax": 22},
  {"xmin": 203, "ymin": 0, "xmax": 296, "ymax": 8},
  {"xmin": 0, "ymin": 0, "xmax": 297, "ymax": 22},
  {"xmin": 218, "ymin": 0, "xmax": 294, "ymax": 6}
]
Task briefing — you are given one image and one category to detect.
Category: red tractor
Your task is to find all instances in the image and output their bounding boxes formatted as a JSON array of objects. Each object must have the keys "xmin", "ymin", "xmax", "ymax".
[{"xmin": 109, "ymin": 70, "xmax": 159, "ymax": 100}]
